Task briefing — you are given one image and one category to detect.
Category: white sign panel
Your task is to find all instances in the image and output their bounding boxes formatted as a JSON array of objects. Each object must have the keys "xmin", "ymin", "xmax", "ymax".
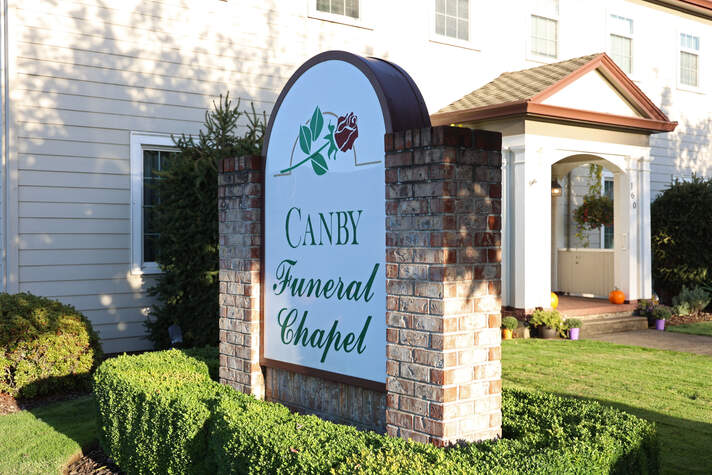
[
  {"xmin": 264, "ymin": 60, "xmax": 386, "ymax": 384},
  {"xmin": 263, "ymin": 51, "xmax": 430, "ymax": 386}
]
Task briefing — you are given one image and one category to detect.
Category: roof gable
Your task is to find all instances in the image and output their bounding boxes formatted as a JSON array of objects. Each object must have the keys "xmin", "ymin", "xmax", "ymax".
[
  {"xmin": 541, "ymin": 70, "xmax": 643, "ymax": 118},
  {"xmin": 432, "ymin": 53, "xmax": 677, "ymax": 133}
]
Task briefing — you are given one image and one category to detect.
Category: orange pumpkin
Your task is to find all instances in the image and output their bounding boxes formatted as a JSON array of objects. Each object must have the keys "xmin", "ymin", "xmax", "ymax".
[
  {"xmin": 551, "ymin": 292, "xmax": 559, "ymax": 309},
  {"xmin": 502, "ymin": 329, "xmax": 513, "ymax": 340},
  {"xmin": 609, "ymin": 288, "xmax": 625, "ymax": 305}
]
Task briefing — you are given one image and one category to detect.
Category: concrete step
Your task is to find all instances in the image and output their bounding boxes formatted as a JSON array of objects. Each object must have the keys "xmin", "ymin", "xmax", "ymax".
[
  {"xmin": 579, "ymin": 315, "xmax": 649, "ymax": 338},
  {"xmin": 562, "ymin": 310, "xmax": 636, "ymax": 321}
]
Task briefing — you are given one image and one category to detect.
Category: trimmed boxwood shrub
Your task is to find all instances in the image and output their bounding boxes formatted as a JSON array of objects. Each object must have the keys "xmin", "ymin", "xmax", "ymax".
[
  {"xmin": 0, "ymin": 292, "xmax": 102, "ymax": 398},
  {"xmin": 95, "ymin": 349, "xmax": 659, "ymax": 474},
  {"xmin": 93, "ymin": 350, "xmax": 232, "ymax": 475}
]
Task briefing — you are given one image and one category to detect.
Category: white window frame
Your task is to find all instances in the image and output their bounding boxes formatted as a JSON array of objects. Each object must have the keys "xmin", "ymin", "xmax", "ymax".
[
  {"xmin": 606, "ymin": 13, "xmax": 635, "ymax": 77},
  {"xmin": 429, "ymin": 0, "xmax": 479, "ymax": 51},
  {"xmin": 600, "ymin": 171, "xmax": 614, "ymax": 250},
  {"xmin": 307, "ymin": 0, "xmax": 373, "ymax": 30},
  {"xmin": 526, "ymin": 0, "xmax": 559, "ymax": 63},
  {"xmin": 130, "ymin": 132, "xmax": 178, "ymax": 276},
  {"xmin": 677, "ymin": 31, "xmax": 703, "ymax": 93}
]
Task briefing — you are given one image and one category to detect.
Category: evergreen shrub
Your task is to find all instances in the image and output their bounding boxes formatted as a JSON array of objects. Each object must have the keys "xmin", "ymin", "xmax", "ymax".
[
  {"xmin": 651, "ymin": 176, "xmax": 712, "ymax": 302},
  {"xmin": 0, "ymin": 292, "xmax": 102, "ymax": 398},
  {"xmin": 671, "ymin": 286, "xmax": 710, "ymax": 316},
  {"xmin": 94, "ymin": 349, "xmax": 659, "ymax": 475},
  {"xmin": 145, "ymin": 94, "xmax": 264, "ymax": 348}
]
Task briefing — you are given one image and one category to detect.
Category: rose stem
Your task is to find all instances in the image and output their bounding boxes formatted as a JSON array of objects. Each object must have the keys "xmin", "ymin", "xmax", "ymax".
[{"xmin": 279, "ymin": 141, "xmax": 330, "ymax": 173}]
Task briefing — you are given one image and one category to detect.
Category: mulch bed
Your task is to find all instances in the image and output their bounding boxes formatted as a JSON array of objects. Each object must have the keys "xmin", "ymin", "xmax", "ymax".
[
  {"xmin": 668, "ymin": 312, "xmax": 712, "ymax": 326},
  {"xmin": 65, "ymin": 443, "xmax": 123, "ymax": 475}
]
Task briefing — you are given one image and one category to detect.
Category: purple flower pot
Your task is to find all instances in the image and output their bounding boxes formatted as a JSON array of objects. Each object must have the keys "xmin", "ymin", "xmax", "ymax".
[
  {"xmin": 569, "ymin": 328, "xmax": 580, "ymax": 340},
  {"xmin": 655, "ymin": 319, "xmax": 666, "ymax": 331}
]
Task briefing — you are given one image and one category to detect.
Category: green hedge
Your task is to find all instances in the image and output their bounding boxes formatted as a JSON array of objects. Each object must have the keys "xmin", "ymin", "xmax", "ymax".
[
  {"xmin": 0, "ymin": 292, "xmax": 102, "ymax": 398},
  {"xmin": 94, "ymin": 350, "xmax": 659, "ymax": 475},
  {"xmin": 651, "ymin": 176, "xmax": 712, "ymax": 301}
]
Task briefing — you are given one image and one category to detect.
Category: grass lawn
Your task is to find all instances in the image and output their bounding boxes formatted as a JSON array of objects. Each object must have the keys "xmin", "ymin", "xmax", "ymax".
[
  {"xmin": 503, "ymin": 339, "xmax": 712, "ymax": 475},
  {"xmin": 668, "ymin": 321, "xmax": 712, "ymax": 337},
  {"xmin": 0, "ymin": 396, "xmax": 97, "ymax": 475}
]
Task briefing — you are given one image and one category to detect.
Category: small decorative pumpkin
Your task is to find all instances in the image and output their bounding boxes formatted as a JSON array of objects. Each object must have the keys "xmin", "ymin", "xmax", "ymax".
[
  {"xmin": 609, "ymin": 288, "xmax": 625, "ymax": 305},
  {"xmin": 551, "ymin": 292, "xmax": 559, "ymax": 309}
]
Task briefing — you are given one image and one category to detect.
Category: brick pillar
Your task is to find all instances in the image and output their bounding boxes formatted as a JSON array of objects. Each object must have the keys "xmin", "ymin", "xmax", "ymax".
[
  {"xmin": 384, "ymin": 126, "xmax": 502, "ymax": 445},
  {"xmin": 218, "ymin": 155, "xmax": 265, "ymax": 399}
]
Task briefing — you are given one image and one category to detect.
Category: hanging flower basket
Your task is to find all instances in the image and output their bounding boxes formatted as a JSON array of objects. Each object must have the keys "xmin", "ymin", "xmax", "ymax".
[{"xmin": 574, "ymin": 195, "xmax": 613, "ymax": 230}]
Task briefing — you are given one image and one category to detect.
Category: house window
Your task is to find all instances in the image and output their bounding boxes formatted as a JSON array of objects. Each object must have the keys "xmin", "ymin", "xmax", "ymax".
[
  {"xmin": 530, "ymin": 0, "xmax": 559, "ymax": 58},
  {"xmin": 680, "ymin": 33, "xmax": 700, "ymax": 87},
  {"xmin": 316, "ymin": 0, "xmax": 359, "ymax": 19},
  {"xmin": 609, "ymin": 14, "xmax": 633, "ymax": 74},
  {"xmin": 130, "ymin": 133, "xmax": 178, "ymax": 274},
  {"xmin": 435, "ymin": 0, "xmax": 469, "ymax": 41},
  {"xmin": 603, "ymin": 178, "xmax": 614, "ymax": 249},
  {"xmin": 142, "ymin": 150, "xmax": 177, "ymax": 264}
]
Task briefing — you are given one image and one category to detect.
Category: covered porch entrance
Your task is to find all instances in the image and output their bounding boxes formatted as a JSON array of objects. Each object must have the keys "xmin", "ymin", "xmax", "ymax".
[{"xmin": 432, "ymin": 53, "xmax": 677, "ymax": 313}]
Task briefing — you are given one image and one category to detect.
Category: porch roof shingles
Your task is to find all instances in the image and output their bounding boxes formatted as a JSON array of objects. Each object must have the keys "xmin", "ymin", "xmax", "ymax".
[
  {"xmin": 438, "ymin": 54, "xmax": 601, "ymax": 113},
  {"xmin": 432, "ymin": 52, "xmax": 677, "ymax": 133}
]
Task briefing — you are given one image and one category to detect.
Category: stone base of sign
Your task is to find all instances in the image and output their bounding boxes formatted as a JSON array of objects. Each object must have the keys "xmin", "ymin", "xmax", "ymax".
[
  {"xmin": 384, "ymin": 126, "xmax": 503, "ymax": 446},
  {"xmin": 218, "ymin": 125, "xmax": 503, "ymax": 446},
  {"xmin": 265, "ymin": 367, "xmax": 387, "ymax": 432}
]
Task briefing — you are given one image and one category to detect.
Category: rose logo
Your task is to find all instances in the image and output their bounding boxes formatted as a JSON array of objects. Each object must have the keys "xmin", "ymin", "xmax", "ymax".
[
  {"xmin": 280, "ymin": 106, "xmax": 359, "ymax": 176},
  {"xmin": 334, "ymin": 112, "xmax": 358, "ymax": 152}
]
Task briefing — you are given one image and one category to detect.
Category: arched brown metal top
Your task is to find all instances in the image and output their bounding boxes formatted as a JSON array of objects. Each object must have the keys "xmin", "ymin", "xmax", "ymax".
[{"xmin": 262, "ymin": 50, "xmax": 431, "ymax": 157}]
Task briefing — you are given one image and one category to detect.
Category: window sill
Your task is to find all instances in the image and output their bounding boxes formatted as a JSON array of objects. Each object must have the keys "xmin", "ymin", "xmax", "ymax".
[
  {"xmin": 307, "ymin": 11, "xmax": 373, "ymax": 30},
  {"xmin": 130, "ymin": 263, "xmax": 162, "ymax": 276},
  {"xmin": 676, "ymin": 83, "xmax": 705, "ymax": 95},
  {"xmin": 429, "ymin": 35, "xmax": 480, "ymax": 52},
  {"xmin": 525, "ymin": 52, "xmax": 559, "ymax": 65}
]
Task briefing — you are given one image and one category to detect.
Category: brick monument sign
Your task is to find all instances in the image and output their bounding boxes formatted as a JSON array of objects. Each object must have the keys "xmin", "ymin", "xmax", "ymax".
[{"xmin": 219, "ymin": 51, "xmax": 502, "ymax": 445}]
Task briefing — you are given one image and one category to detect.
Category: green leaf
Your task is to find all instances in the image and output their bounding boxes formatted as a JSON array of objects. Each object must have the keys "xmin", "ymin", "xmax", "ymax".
[
  {"xmin": 310, "ymin": 107, "xmax": 323, "ymax": 140},
  {"xmin": 299, "ymin": 125, "xmax": 311, "ymax": 155},
  {"xmin": 310, "ymin": 152, "xmax": 328, "ymax": 176}
]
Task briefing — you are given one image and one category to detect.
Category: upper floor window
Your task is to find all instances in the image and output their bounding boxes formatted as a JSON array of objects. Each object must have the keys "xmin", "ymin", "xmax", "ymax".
[
  {"xmin": 609, "ymin": 14, "xmax": 634, "ymax": 74},
  {"xmin": 530, "ymin": 0, "xmax": 559, "ymax": 59},
  {"xmin": 680, "ymin": 33, "xmax": 700, "ymax": 87},
  {"xmin": 435, "ymin": 0, "xmax": 469, "ymax": 41},
  {"xmin": 317, "ymin": 0, "xmax": 359, "ymax": 19}
]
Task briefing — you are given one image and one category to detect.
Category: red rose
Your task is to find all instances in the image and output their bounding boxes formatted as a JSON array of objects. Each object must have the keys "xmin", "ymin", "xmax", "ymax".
[{"xmin": 334, "ymin": 112, "xmax": 358, "ymax": 152}]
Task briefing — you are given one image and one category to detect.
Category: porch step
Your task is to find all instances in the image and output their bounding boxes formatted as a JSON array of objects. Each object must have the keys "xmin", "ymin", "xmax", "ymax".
[{"xmin": 576, "ymin": 314, "xmax": 649, "ymax": 338}]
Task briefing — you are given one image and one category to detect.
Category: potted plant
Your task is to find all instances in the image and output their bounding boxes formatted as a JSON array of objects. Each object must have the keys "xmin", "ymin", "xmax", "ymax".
[
  {"xmin": 501, "ymin": 316, "xmax": 518, "ymax": 340},
  {"xmin": 636, "ymin": 299, "xmax": 658, "ymax": 327},
  {"xmin": 565, "ymin": 318, "xmax": 583, "ymax": 340},
  {"xmin": 653, "ymin": 306, "xmax": 671, "ymax": 331},
  {"xmin": 529, "ymin": 309, "xmax": 563, "ymax": 339}
]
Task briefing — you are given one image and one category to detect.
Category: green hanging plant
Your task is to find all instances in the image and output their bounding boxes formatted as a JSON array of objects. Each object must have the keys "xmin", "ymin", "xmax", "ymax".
[{"xmin": 573, "ymin": 164, "xmax": 613, "ymax": 247}]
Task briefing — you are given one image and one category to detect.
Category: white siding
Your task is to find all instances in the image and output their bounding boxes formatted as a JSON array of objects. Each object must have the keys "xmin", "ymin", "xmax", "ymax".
[{"xmin": 6, "ymin": 0, "xmax": 711, "ymax": 351}]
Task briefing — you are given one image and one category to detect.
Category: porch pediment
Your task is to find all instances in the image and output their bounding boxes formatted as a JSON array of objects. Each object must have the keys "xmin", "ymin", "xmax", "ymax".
[{"xmin": 432, "ymin": 53, "xmax": 677, "ymax": 133}]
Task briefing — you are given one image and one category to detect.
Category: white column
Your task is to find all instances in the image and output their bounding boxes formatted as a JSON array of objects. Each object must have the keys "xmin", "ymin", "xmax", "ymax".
[
  {"xmin": 501, "ymin": 149, "xmax": 511, "ymax": 307},
  {"xmin": 613, "ymin": 159, "xmax": 640, "ymax": 302},
  {"xmin": 509, "ymin": 145, "xmax": 551, "ymax": 310},
  {"xmin": 638, "ymin": 154, "xmax": 653, "ymax": 300},
  {"xmin": 502, "ymin": 145, "xmax": 524, "ymax": 308}
]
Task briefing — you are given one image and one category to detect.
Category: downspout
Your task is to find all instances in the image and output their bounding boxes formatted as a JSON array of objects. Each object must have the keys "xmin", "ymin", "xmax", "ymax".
[
  {"xmin": 1, "ymin": 0, "xmax": 7, "ymax": 291},
  {"xmin": 565, "ymin": 171, "xmax": 572, "ymax": 250}
]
